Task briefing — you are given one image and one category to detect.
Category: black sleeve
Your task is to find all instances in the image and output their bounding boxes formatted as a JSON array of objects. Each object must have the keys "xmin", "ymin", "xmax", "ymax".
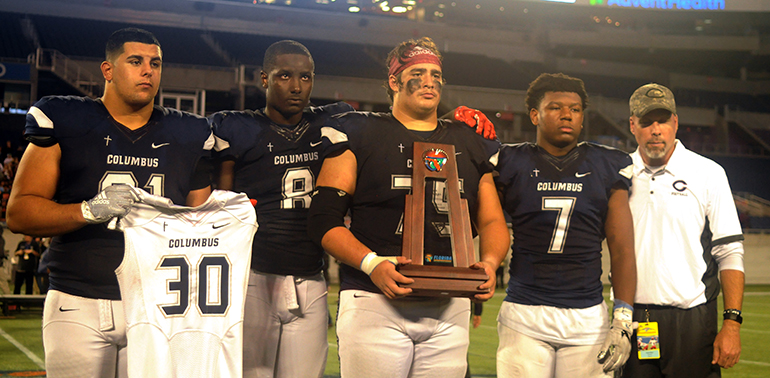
[
  {"xmin": 25, "ymin": 135, "xmax": 57, "ymax": 147},
  {"xmin": 473, "ymin": 302, "xmax": 483, "ymax": 316}
]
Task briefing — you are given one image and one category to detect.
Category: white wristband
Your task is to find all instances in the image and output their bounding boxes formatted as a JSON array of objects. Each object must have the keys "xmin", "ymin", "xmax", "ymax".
[{"xmin": 359, "ymin": 252, "xmax": 398, "ymax": 275}]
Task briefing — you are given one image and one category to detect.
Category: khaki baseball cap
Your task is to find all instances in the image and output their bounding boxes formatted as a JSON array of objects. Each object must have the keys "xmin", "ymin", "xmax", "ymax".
[{"xmin": 629, "ymin": 83, "xmax": 676, "ymax": 117}]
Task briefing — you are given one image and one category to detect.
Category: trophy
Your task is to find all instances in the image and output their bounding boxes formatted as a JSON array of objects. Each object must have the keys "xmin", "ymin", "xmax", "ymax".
[{"xmin": 398, "ymin": 141, "xmax": 489, "ymax": 297}]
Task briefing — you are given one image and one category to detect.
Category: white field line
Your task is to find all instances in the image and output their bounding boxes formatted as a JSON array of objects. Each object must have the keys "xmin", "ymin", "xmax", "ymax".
[
  {"xmin": 0, "ymin": 326, "xmax": 45, "ymax": 369},
  {"xmin": 740, "ymin": 360, "xmax": 770, "ymax": 367}
]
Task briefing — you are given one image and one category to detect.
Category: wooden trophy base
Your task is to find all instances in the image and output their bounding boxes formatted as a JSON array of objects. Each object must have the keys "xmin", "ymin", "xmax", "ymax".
[
  {"xmin": 400, "ymin": 142, "xmax": 486, "ymax": 298},
  {"xmin": 398, "ymin": 265, "xmax": 489, "ymax": 298}
]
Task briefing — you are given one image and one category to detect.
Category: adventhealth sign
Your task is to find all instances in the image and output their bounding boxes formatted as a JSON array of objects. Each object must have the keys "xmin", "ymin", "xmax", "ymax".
[{"xmin": 590, "ymin": 0, "xmax": 725, "ymax": 10}]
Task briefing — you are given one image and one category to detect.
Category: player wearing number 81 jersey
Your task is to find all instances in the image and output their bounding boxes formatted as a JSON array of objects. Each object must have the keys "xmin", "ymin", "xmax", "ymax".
[
  {"xmin": 22, "ymin": 95, "xmax": 213, "ymax": 300},
  {"xmin": 8, "ymin": 28, "xmax": 215, "ymax": 378},
  {"xmin": 116, "ymin": 189, "xmax": 257, "ymax": 378}
]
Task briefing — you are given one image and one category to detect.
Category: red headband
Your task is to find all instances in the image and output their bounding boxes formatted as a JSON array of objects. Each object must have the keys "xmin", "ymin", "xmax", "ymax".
[{"xmin": 388, "ymin": 45, "xmax": 442, "ymax": 77}]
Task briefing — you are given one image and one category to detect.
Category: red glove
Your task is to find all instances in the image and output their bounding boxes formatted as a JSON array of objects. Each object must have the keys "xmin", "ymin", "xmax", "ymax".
[{"xmin": 453, "ymin": 106, "xmax": 496, "ymax": 140}]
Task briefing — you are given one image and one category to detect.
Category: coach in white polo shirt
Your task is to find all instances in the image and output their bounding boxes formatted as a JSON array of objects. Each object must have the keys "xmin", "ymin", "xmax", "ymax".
[{"xmin": 622, "ymin": 83, "xmax": 745, "ymax": 378}]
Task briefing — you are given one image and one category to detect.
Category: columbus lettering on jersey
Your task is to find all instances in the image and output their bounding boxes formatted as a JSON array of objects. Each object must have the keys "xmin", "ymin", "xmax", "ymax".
[
  {"xmin": 537, "ymin": 182, "xmax": 583, "ymax": 192},
  {"xmin": 107, "ymin": 154, "xmax": 160, "ymax": 168},
  {"xmin": 168, "ymin": 238, "xmax": 220, "ymax": 248},
  {"xmin": 273, "ymin": 151, "xmax": 319, "ymax": 165}
]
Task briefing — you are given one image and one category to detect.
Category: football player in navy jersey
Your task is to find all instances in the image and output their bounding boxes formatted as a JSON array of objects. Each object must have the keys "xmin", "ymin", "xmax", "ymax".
[
  {"xmin": 212, "ymin": 39, "xmax": 496, "ymax": 378},
  {"xmin": 307, "ymin": 37, "xmax": 510, "ymax": 378},
  {"xmin": 7, "ymin": 28, "xmax": 214, "ymax": 378},
  {"xmin": 494, "ymin": 73, "xmax": 637, "ymax": 378},
  {"xmin": 210, "ymin": 40, "xmax": 354, "ymax": 378}
]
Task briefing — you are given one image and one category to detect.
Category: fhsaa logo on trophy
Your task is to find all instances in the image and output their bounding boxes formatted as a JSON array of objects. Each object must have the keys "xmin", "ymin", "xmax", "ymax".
[{"xmin": 423, "ymin": 148, "xmax": 448, "ymax": 172}]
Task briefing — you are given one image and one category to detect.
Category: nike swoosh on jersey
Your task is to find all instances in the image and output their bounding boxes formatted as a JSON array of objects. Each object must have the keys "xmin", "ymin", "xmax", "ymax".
[
  {"xmin": 58, "ymin": 306, "xmax": 80, "ymax": 312},
  {"xmin": 353, "ymin": 292, "xmax": 371, "ymax": 298},
  {"xmin": 151, "ymin": 142, "xmax": 170, "ymax": 149},
  {"xmin": 575, "ymin": 172, "xmax": 592, "ymax": 178},
  {"xmin": 212, "ymin": 222, "xmax": 230, "ymax": 229},
  {"xmin": 310, "ymin": 140, "xmax": 322, "ymax": 147}
]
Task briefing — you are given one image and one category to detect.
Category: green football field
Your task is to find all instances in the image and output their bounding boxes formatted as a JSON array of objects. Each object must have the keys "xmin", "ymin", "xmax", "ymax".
[{"xmin": 1, "ymin": 285, "xmax": 769, "ymax": 377}]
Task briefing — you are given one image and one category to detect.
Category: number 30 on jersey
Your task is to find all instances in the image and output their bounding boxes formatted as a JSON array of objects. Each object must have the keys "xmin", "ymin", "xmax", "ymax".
[{"xmin": 157, "ymin": 255, "xmax": 231, "ymax": 317}]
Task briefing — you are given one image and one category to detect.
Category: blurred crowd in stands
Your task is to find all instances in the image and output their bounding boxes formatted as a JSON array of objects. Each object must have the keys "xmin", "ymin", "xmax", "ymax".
[{"xmin": 0, "ymin": 140, "xmax": 24, "ymax": 224}]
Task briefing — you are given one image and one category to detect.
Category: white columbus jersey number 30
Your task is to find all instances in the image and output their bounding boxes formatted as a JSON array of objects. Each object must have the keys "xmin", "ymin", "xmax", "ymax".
[{"xmin": 116, "ymin": 189, "xmax": 257, "ymax": 378}]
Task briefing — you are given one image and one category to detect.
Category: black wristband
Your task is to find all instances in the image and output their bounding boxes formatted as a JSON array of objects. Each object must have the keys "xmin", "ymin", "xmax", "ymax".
[{"xmin": 723, "ymin": 309, "xmax": 743, "ymax": 324}]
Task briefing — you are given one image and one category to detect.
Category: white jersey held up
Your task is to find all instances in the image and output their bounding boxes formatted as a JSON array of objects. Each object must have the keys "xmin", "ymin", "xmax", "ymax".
[{"xmin": 116, "ymin": 189, "xmax": 257, "ymax": 378}]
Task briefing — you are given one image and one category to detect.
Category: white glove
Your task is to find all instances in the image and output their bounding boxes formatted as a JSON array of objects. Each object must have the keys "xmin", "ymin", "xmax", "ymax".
[
  {"xmin": 597, "ymin": 306, "xmax": 634, "ymax": 372},
  {"xmin": 81, "ymin": 184, "xmax": 139, "ymax": 224}
]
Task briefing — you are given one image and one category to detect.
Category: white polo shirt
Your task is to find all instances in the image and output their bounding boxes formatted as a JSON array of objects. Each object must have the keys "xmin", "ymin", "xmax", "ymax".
[{"xmin": 629, "ymin": 140, "xmax": 744, "ymax": 309}]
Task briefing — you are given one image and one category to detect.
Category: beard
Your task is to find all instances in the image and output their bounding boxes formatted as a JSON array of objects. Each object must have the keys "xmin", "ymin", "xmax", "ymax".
[{"xmin": 642, "ymin": 143, "xmax": 668, "ymax": 161}]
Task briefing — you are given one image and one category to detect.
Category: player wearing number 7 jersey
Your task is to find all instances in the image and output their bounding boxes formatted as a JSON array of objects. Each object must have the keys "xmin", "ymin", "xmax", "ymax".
[
  {"xmin": 7, "ymin": 28, "xmax": 214, "ymax": 378},
  {"xmin": 494, "ymin": 73, "xmax": 637, "ymax": 378}
]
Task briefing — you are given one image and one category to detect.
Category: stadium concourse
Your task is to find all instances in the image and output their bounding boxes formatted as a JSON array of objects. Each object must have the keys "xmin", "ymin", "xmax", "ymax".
[{"xmin": 1, "ymin": 0, "xmax": 770, "ymax": 197}]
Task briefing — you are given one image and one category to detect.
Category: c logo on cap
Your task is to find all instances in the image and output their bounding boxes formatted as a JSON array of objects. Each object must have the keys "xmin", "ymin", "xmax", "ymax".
[{"xmin": 646, "ymin": 88, "xmax": 665, "ymax": 98}]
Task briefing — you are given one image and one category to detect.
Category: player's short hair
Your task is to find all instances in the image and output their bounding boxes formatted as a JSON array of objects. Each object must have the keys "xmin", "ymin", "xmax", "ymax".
[
  {"xmin": 525, "ymin": 73, "xmax": 589, "ymax": 111},
  {"xmin": 384, "ymin": 37, "xmax": 444, "ymax": 102},
  {"xmin": 105, "ymin": 28, "xmax": 161, "ymax": 62},
  {"xmin": 263, "ymin": 40, "xmax": 314, "ymax": 73}
]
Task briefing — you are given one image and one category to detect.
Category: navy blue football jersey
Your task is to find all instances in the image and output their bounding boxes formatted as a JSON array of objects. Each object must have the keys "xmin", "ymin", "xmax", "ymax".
[
  {"xmin": 211, "ymin": 102, "xmax": 353, "ymax": 276},
  {"xmin": 25, "ymin": 96, "xmax": 215, "ymax": 300},
  {"xmin": 495, "ymin": 142, "xmax": 632, "ymax": 308},
  {"xmin": 321, "ymin": 112, "xmax": 500, "ymax": 293}
]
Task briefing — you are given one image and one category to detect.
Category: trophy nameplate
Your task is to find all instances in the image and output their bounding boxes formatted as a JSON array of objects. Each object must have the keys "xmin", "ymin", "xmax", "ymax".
[{"xmin": 398, "ymin": 142, "xmax": 488, "ymax": 297}]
